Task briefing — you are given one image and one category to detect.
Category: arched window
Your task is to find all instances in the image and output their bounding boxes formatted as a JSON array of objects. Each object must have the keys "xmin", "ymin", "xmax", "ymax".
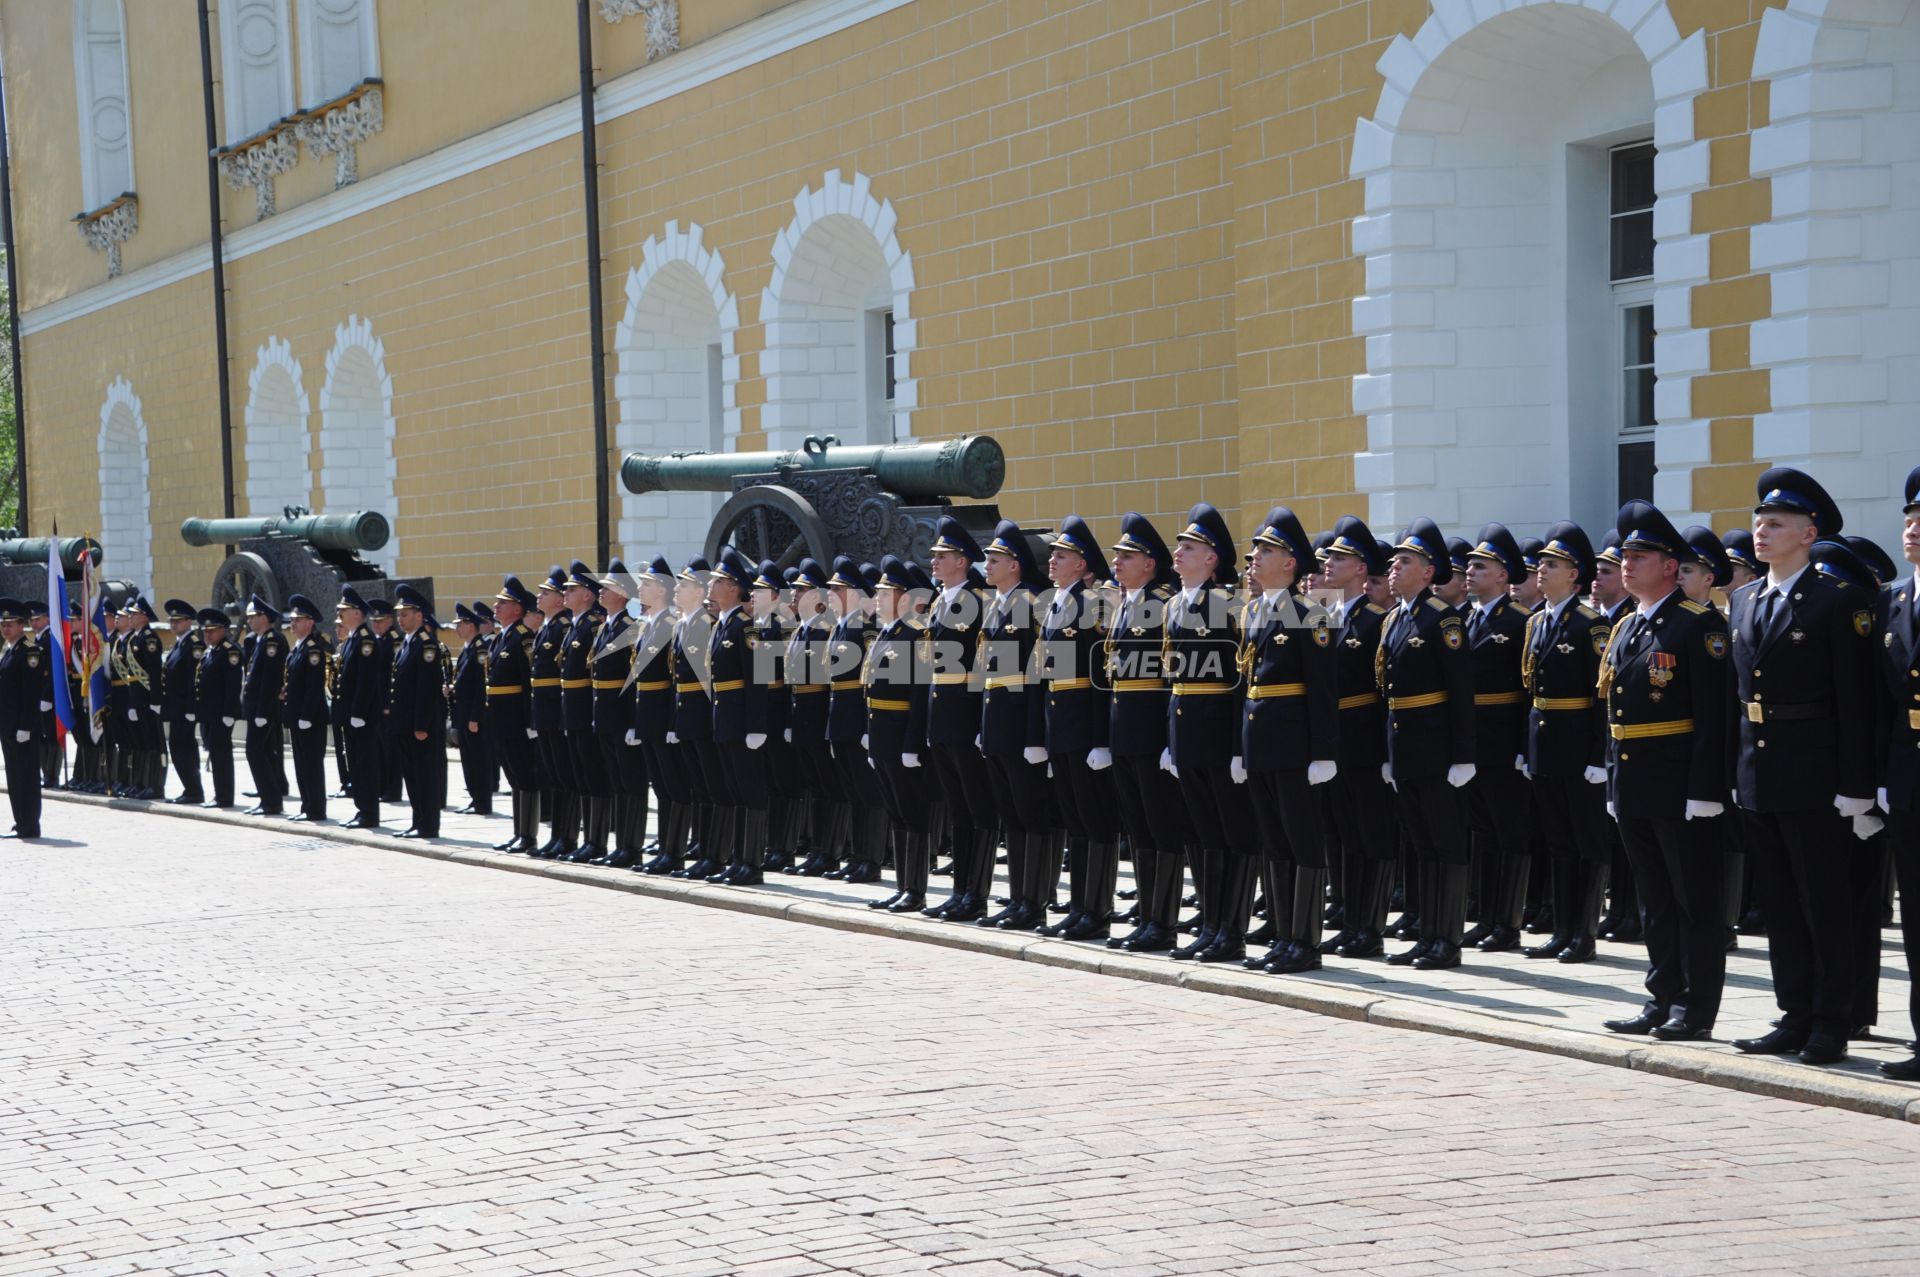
[
  {"xmin": 319, "ymin": 316, "xmax": 399, "ymax": 574},
  {"xmin": 97, "ymin": 377, "xmax": 153, "ymax": 593},
  {"xmin": 72, "ymin": 0, "xmax": 133, "ymax": 210},
  {"xmin": 299, "ymin": 0, "xmax": 380, "ymax": 104},
  {"xmin": 219, "ymin": 0, "xmax": 294, "ymax": 141},
  {"xmin": 244, "ymin": 339, "xmax": 313, "ymax": 515}
]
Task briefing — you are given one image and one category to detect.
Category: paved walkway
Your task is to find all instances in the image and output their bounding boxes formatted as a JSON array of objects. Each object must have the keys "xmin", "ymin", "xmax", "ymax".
[{"xmin": 4, "ymin": 800, "xmax": 1920, "ymax": 1275}]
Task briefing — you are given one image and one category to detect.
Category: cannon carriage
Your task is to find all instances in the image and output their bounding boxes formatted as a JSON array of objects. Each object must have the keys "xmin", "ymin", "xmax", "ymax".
[
  {"xmin": 179, "ymin": 508, "xmax": 434, "ymax": 615},
  {"xmin": 620, "ymin": 434, "xmax": 1014, "ymax": 569}
]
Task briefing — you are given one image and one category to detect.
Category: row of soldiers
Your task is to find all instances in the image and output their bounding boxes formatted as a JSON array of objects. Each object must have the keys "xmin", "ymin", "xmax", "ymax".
[{"xmin": 0, "ymin": 463, "xmax": 1912, "ymax": 1080}]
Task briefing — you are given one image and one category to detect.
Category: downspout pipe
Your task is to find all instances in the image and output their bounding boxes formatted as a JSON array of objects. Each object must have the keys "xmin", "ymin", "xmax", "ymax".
[
  {"xmin": 0, "ymin": 61, "xmax": 27, "ymax": 527},
  {"xmin": 577, "ymin": 0, "xmax": 612, "ymax": 567},
  {"xmin": 195, "ymin": 0, "xmax": 237, "ymax": 528}
]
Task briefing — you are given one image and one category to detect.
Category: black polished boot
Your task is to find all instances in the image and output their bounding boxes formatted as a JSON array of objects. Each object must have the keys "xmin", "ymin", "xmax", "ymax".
[
  {"xmin": 1524, "ymin": 862, "xmax": 1575, "ymax": 959},
  {"xmin": 1413, "ymin": 863, "xmax": 1468, "ymax": 970},
  {"xmin": 1267, "ymin": 867, "xmax": 1329, "ymax": 974},
  {"xmin": 1558, "ymin": 862, "xmax": 1609, "ymax": 964}
]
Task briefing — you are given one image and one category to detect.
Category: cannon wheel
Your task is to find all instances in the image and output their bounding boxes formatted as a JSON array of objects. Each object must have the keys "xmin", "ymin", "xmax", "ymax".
[
  {"xmin": 210, "ymin": 552, "xmax": 282, "ymax": 613},
  {"xmin": 705, "ymin": 484, "xmax": 834, "ymax": 573}
]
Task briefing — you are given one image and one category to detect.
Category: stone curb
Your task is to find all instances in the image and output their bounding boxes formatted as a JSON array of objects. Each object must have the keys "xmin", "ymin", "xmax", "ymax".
[{"xmin": 41, "ymin": 787, "xmax": 1920, "ymax": 1124}]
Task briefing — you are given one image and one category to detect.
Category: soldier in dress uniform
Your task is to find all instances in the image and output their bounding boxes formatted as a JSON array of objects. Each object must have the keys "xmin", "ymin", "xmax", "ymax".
[
  {"xmin": 1437, "ymin": 539, "xmax": 1473, "ymax": 612},
  {"xmin": 526, "ymin": 569, "xmax": 574, "ymax": 856},
  {"xmin": 102, "ymin": 605, "xmax": 134, "ymax": 793},
  {"xmin": 28, "ymin": 601, "xmax": 58, "ymax": 789},
  {"xmin": 585, "ymin": 562, "xmax": 644, "ymax": 867},
  {"xmin": 64, "ymin": 601, "xmax": 101, "ymax": 792},
  {"xmin": 281, "ymin": 594, "xmax": 331, "ymax": 823},
  {"xmin": 195, "ymin": 608, "xmax": 242, "ymax": 808},
  {"xmin": 554, "ymin": 563, "xmax": 610, "ymax": 862},
  {"xmin": 1378, "ymin": 517, "xmax": 1477, "ymax": 970},
  {"xmin": 1598, "ymin": 501, "xmax": 1730, "ymax": 1041},
  {"xmin": 1723, "ymin": 529, "xmax": 1761, "ymax": 591},
  {"xmin": 1513, "ymin": 539, "xmax": 1547, "ymax": 613},
  {"xmin": 449, "ymin": 603, "xmax": 494, "ymax": 817},
  {"xmin": 920, "ymin": 519, "xmax": 999, "ymax": 923},
  {"xmin": 1164, "ymin": 504, "xmax": 1259, "ymax": 964},
  {"xmin": 821, "ymin": 556, "xmax": 886, "ymax": 885},
  {"xmin": 1459, "ymin": 524, "xmax": 1534, "ymax": 953},
  {"xmin": 975, "ymin": 521, "xmax": 1059, "ymax": 930},
  {"xmin": 1680, "ymin": 525, "xmax": 1748, "ymax": 954},
  {"xmin": 484, "ymin": 576, "xmax": 543, "ymax": 853},
  {"xmin": 1727, "ymin": 468, "xmax": 1877, "ymax": 1066},
  {"xmin": 334, "ymin": 588, "xmax": 385, "ymax": 829},
  {"xmin": 239, "ymin": 596, "xmax": 289, "ymax": 817},
  {"xmin": 782, "ymin": 558, "xmax": 840, "ymax": 876},
  {"xmin": 0, "ymin": 599, "xmax": 45, "ymax": 838},
  {"xmin": 632, "ymin": 559, "xmax": 689, "ymax": 874},
  {"xmin": 668, "ymin": 558, "xmax": 724, "ymax": 879},
  {"xmin": 704, "ymin": 548, "xmax": 772, "ymax": 884},
  {"xmin": 1721, "ymin": 528, "xmax": 1767, "ymax": 939},
  {"xmin": 161, "ymin": 599, "xmax": 204, "ymax": 805},
  {"xmin": 1873, "ymin": 467, "xmax": 1920, "ymax": 1080},
  {"xmin": 865, "ymin": 555, "xmax": 932, "ymax": 912},
  {"xmin": 119, "ymin": 598, "xmax": 165, "ymax": 799},
  {"xmin": 751, "ymin": 561, "xmax": 801, "ymax": 874},
  {"xmin": 1312, "ymin": 517, "xmax": 1398, "ymax": 958},
  {"xmin": 386, "ymin": 585, "xmax": 447, "ymax": 839},
  {"xmin": 1035, "ymin": 516, "xmax": 1120, "ymax": 943},
  {"xmin": 365, "ymin": 598, "xmax": 405, "ymax": 805},
  {"xmin": 1586, "ymin": 530, "xmax": 1641, "ymax": 944},
  {"xmin": 1237, "ymin": 507, "xmax": 1339, "ymax": 974}
]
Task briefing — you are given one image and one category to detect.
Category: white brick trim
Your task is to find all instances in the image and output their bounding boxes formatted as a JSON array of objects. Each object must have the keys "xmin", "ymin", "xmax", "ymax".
[
  {"xmin": 96, "ymin": 375, "xmax": 153, "ymax": 592},
  {"xmin": 760, "ymin": 169, "xmax": 916, "ymax": 449},
  {"xmin": 318, "ymin": 314, "xmax": 399, "ymax": 573},
  {"xmin": 1750, "ymin": 0, "xmax": 1920, "ymax": 535},
  {"xmin": 242, "ymin": 337, "xmax": 314, "ymax": 516},
  {"xmin": 614, "ymin": 220, "xmax": 740, "ymax": 564},
  {"xmin": 1349, "ymin": 0, "xmax": 1711, "ymax": 536}
]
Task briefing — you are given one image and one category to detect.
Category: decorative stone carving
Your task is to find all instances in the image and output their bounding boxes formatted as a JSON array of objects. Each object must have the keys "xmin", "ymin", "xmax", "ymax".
[
  {"xmin": 295, "ymin": 80, "xmax": 384, "ymax": 188},
  {"xmin": 72, "ymin": 194, "xmax": 138, "ymax": 279},
  {"xmin": 216, "ymin": 125, "xmax": 298, "ymax": 220},
  {"xmin": 598, "ymin": 0, "xmax": 680, "ymax": 61}
]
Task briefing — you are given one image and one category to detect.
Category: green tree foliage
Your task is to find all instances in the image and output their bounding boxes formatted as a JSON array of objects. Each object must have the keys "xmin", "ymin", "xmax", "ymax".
[{"xmin": 0, "ymin": 249, "xmax": 18, "ymax": 531}]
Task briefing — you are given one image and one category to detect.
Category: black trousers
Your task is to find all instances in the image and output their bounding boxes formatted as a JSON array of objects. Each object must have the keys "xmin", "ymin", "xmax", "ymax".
[
  {"xmin": 831, "ymin": 739, "xmax": 885, "ymax": 808},
  {"xmin": 598, "ymin": 730, "xmax": 649, "ymax": 802},
  {"xmin": 1533, "ymin": 774, "xmax": 1610, "ymax": 863},
  {"xmin": 245, "ymin": 719, "xmax": 287, "ymax": 810},
  {"xmin": 1328, "ymin": 760, "xmax": 1397, "ymax": 862},
  {"xmin": 289, "ymin": 722, "xmax": 328, "ymax": 820},
  {"xmin": 927, "ymin": 741, "xmax": 996, "ymax": 832},
  {"xmin": 1394, "ymin": 775, "xmax": 1469, "ymax": 865},
  {"xmin": 3, "ymin": 733, "xmax": 41, "ymax": 836},
  {"xmin": 1616, "ymin": 814, "xmax": 1726, "ymax": 1030},
  {"xmin": 984, "ymin": 752, "xmax": 1057, "ymax": 833},
  {"xmin": 1175, "ymin": 761, "xmax": 1258, "ymax": 855},
  {"xmin": 167, "ymin": 717, "xmax": 202, "ymax": 801},
  {"xmin": 1111, "ymin": 752, "xmax": 1189, "ymax": 854},
  {"xmin": 722, "ymin": 738, "xmax": 770, "ymax": 811},
  {"xmin": 873, "ymin": 751, "xmax": 931, "ymax": 831},
  {"xmin": 1467, "ymin": 762, "xmax": 1532, "ymax": 861},
  {"xmin": 200, "ymin": 720, "xmax": 235, "ymax": 806},
  {"xmin": 1886, "ymin": 810, "xmax": 1920, "ymax": 1047},
  {"xmin": 539, "ymin": 728, "xmax": 573, "ymax": 800},
  {"xmin": 1747, "ymin": 806, "xmax": 1856, "ymax": 1038},
  {"xmin": 342, "ymin": 719, "xmax": 381, "ymax": 821},
  {"xmin": 567, "ymin": 728, "xmax": 611, "ymax": 797},
  {"xmin": 1247, "ymin": 766, "xmax": 1327, "ymax": 868},
  {"xmin": 457, "ymin": 726, "xmax": 496, "ymax": 813},
  {"xmin": 1051, "ymin": 751, "xmax": 1118, "ymax": 840},
  {"xmin": 397, "ymin": 731, "xmax": 446, "ymax": 835}
]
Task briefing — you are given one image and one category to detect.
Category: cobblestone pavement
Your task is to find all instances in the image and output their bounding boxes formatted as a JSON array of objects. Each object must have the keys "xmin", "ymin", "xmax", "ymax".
[{"xmin": 5, "ymin": 802, "xmax": 1920, "ymax": 1275}]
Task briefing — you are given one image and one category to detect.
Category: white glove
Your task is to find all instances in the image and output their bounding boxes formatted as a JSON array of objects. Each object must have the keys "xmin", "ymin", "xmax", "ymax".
[
  {"xmin": 38, "ymin": 701, "xmax": 50, "ymax": 712},
  {"xmin": 13, "ymin": 730, "xmax": 27, "ymax": 743},
  {"xmin": 1085, "ymin": 747, "xmax": 1112, "ymax": 771},
  {"xmin": 222, "ymin": 717, "xmax": 235, "ymax": 727},
  {"xmin": 625, "ymin": 729, "xmax": 639, "ymax": 746},
  {"xmin": 1159, "ymin": 747, "xmax": 1176, "ymax": 777},
  {"xmin": 666, "ymin": 730, "xmax": 679, "ymax": 744},
  {"xmin": 1024, "ymin": 746, "xmax": 1048, "ymax": 766},
  {"xmin": 1307, "ymin": 760, "xmax": 1337, "ymax": 786},
  {"xmin": 1381, "ymin": 761, "xmax": 1394, "ymax": 790},
  {"xmin": 253, "ymin": 717, "xmax": 266, "ymax": 728},
  {"xmin": 902, "ymin": 752, "xmax": 920, "ymax": 768},
  {"xmin": 1836, "ymin": 794, "xmax": 1874, "ymax": 819},
  {"xmin": 746, "ymin": 733, "xmax": 766, "ymax": 750},
  {"xmin": 1583, "ymin": 765, "xmax": 1607, "ymax": 785},
  {"xmin": 1606, "ymin": 800, "xmax": 1616, "ymax": 818},
  {"xmin": 525, "ymin": 728, "xmax": 538, "ymax": 739},
  {"xmin": 1446, "ymin": 763, "xmax": 1476, "ymax": 788},
  {"xmin": 861, "ymin": 733, "xmax": 870, "ymax": 751},
  {"xmin": 297, "ymin": 720, "xmax": 311, "ymax": 730},
  {"xmin": 350, "ymin": 716, "xmax": 366, "ymax": 728},
  {"xmin": 1879, "ymin": 787, "xmax": 1891, "ymax": 814},
  {"xmin": 783, "ymin": 727, "xmax": 792, "ymax": 743},
  {"xmin": 1854, "ymin": 812, "xmax": 1886, "ymax": 841},
  {"xmin": 185, "ymin": 713, "xmax": 195, "ymax": 722},
  {"xmin": 975, "ymin": 733, "xmax": 983, "ymax": 751},
  {"xmin": 1684, "ymin": 799, "xmax": 1724, "ymax": 820},
  {"xmin": 126, "ymin": 708, "xmax": 137, "ymax": 721},
  {"xmin": 1229, "ymin": 756, "xmax": 1247, "ymax": 785},
  {"xmin": 1514, "ymin": 754, "xmax": 1526, "ymax": 774}
]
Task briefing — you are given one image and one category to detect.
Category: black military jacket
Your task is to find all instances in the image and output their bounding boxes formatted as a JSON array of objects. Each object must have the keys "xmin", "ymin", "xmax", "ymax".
[
  {"xmin": 530, "ymin": 610, "xmax": 571, "ymax": 734},
  {"xmin": 240, "ymin": 627, "xmax": 287, "ymax": 724},
  {"xmin": 709, "ymin": 606, "xmax": 768, "ymax": 744},
  {"xmin": 755, "ymin": 611, "xmax": 789, "ymax": 740},
  {"xmin": 483, "ymin": 620, "xmax": 536, "ymax": 735},
  {"xmin": 1465, "ymin": 595, "xmax": 1529, "ymax": 771},
  {"xmin": 1524, "ymin": 596, "xmax": 1609, "ymax": 777},
  {"xmin": 590, "ymin": 610, "xmax": 633, "ymax": 738},
  {"xmin": 1241, "ymin": 588, "xmax": 1337, "ymax": 773},
  {"xmin": 387, "ymin": 627, "xmax": 447, "ymax": 738},
  {"xmin": 1602, "ymin": 589, "xmax": 1728, "ymax": 819},
  {"xmin": 163, "ymin": 628, "xmax": 203, "ymax": 723},
  {"xmin": 864, "ymin": 616, "xmax": 928, "ymax": 758},
  {"xmin": 333, "ymin": 623, "xmax": 383, "ymax": 727},
  {"xmin": 1165, "ymin": 584, "xmax": 1245, "ymax": 770},
  {"xmin": 923, "ymin": 583, "xmax": 986, "ymax": 749},
  {"xmin": 451, "ymin": 632, "xmax": 487, "ymax": 730},
  {"xmin": 825, "ymin": 608, "xmax": 874, "ymax": 744},
  {"xmin": 979, "ymin": 585, "xmax": 1045, "ymax": 758},
  {"xmin": 0, "ymin": 635, "xmax": 44, "ymax": 739},
  {"xmin": 1038, "ymin": 580, "xmax": 1110, "ymax": 756},
  {"xmin": 629, "ymin": 610, "xmax": 676, "ymax": 743},
  {"xmin": 1330, "ymin": 594, "xmax": 1389, "ymax": 772},
  {"xmin": 1104, "ymin": 583, "xmax": 1175, "ymax": 760},
  {"xmin": 283, "ymin": 633, "xmax": 330, "ymax": 729},
  {"xmin": 1727, "ymin": 567, "xmax": 1875, "ymax": 811},
  {"xmin": 1874, "ymin": 578, "xmax": 1920, "ymax": 811},
  {"xmin": 560, "ymin": 606, "xmax": 603, "ymax": 735},
  {"xmin": 783, "ymin": 611, "xmax": 833, "ymax": 745},
  {"xmin": 670, "ymin": 614, "xmax": 713, "ymax": 742},
  {"xmin": 1376, "ymin": 588, "xmax": 1474, "ymax": 781},
  {"xmin": 196, "ymin": 637, "xmax": 243, "ymax": 723}
]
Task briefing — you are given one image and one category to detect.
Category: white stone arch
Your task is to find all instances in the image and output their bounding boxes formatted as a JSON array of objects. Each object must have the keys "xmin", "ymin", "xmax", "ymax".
[
  {"xmin": 1751, "ymin": 0, "xmax": 1920, "ymax": 536},
  {"xmin": 243, "ymin": 337, "xmax": 313, "ymax": 516},
  {"xmin": 1349, "ymin": 0, "xmax": 1711, "ymax": 537},
  {"xmin": 97, "ymin": 376, "xmax": 153, "ymax": 591},
  {"xmin": 614, "ymin": 220, "xmax": 740, "ymax": 563},
  {"xmin": 319, "ymin": 314, "xmax": 399, "ymax": 573},
  {"xmin": 760, "ymin": 169, "xmax": 916, "ymax": 450}
]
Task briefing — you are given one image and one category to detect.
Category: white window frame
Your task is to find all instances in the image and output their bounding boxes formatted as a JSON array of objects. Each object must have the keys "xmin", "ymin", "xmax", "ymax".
[
  {"xmin": 297, "ymin": 0, "xmax": 382, "ymax": 107},
  {"xmin": 218, "ymin": 0, "xmax": 295, "ymax": 143},
  {"xmin": 865, "ymin": 306, "xmax": 897, "ymax": 443},
  {"xmin": 71, "ymin": 0, "xmax": 134, "ymax": 212},
  {"xmin": 1609, "ymin": 139, "xmax": 1657, "ymax": 513}
]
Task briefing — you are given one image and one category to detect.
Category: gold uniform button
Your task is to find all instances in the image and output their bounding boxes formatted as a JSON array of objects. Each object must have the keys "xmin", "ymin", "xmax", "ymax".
[
  {"xmin": 1752, "ymin": 693, "xmax": 1762, "ymax": 702},
  {"xmin": 1757, "ymin": 740, "xmax": 1767, "ymax": 749},
  {"xmin": 1620, "ymin": 753, "xmax": 1629, "ymax": 762}
]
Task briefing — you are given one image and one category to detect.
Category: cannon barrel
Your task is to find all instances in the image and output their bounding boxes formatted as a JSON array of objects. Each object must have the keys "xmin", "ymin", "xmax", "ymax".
[
  {"xmin": 620, "ymin": 434, "xmax": 1005, "ymax": 501},
  {"xmin": 180, "ymin": 511, "xmax": 391, "ymax": 553},
  {"xmin": 0, "ymin": 536, "xmax": 102, "ymax": 572}
]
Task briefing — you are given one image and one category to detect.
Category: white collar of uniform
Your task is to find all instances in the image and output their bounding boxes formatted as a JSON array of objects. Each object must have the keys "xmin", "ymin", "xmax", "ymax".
[
  {"xmin": 1178, "ymin": 583, "xmax": 1205, "ymax": 608},
  {"xmin": 718, "ymin": 605, "xmax": 742, "ymax": 624},
  {"xmin": 1911, "ymin": 569, "xmax": 1920, "ymax": 600},
  {"xmin": 1761, "ymin": 563, "xmax": 1809, "ymax": 599},
  {"xmin": 1263, "ymin": 587, "xmax": 1289, "ymax": 605}
]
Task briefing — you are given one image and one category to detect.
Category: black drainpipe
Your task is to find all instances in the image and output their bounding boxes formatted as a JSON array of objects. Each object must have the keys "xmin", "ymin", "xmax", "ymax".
[
  {"xmin": 0, "ymin": 63, "xmax": 27, "ymax": 528},
  {"xmin": 195, "ymin": 0, "xmax": 237, "ymax": 526},
  {"xmin": 577, "ymin": 0, "xmax": 612, "ymax": 567}
]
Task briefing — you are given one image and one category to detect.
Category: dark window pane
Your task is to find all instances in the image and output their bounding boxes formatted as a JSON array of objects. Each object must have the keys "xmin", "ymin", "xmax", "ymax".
[
  {"xmin": 1611, "ymin": 210, "xmax": 1654, "ymax": 281},
  {"xmin": 883, "ymin": 310, "xmax": 896, "ymax": 401},
  {"xmin": 1618, "ymin": 440, "xmax": 1655, "ymax": 506},
  {"xmin": 1624, "ymin": 368, "xmax": 1656, "ymax": 433},
  {"xmin": 1611, "ymin": 143, "xmax": 1655, "ymax": 214},
  {"xmin": 1624, "ymin": 304, "xmax": 1654, "ymax": 367}
]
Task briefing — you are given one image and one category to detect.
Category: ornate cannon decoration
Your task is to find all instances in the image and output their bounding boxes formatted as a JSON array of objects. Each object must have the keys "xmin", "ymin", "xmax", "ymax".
[
  {"xmin": 179, "ymin": 507, "xmax": 434, "ymax": 615},
  {"xmin": 0, "ymin": 530, "xmax": 138, "ymax": 612},
  {"xmin": 620, "ymin": 434, "xmax": 1011, "ymax": 568}
]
